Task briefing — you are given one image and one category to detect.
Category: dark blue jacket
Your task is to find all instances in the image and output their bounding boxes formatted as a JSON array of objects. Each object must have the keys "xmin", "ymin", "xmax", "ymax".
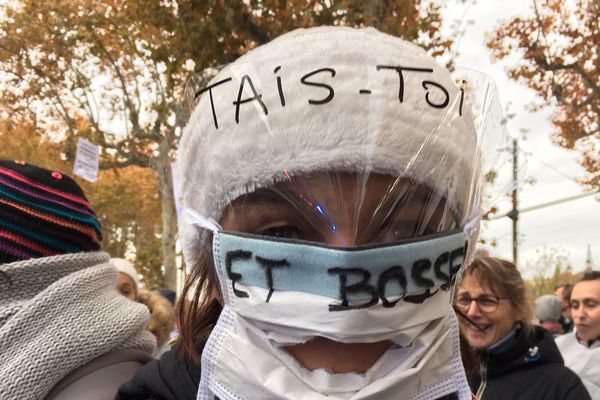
[{"xmin": 468, "ymin": 326, "xmax": 590, "ymax": 400}]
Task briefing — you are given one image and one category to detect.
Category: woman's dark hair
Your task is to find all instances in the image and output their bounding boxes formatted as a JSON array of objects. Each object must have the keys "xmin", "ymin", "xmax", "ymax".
[
  {"xmin": 454, "ymin": 307, "xmax": 481, "ymax": 375},
  {"xmin": 176, "ymin": 245, "xmax": 223, "ymax": 363}
]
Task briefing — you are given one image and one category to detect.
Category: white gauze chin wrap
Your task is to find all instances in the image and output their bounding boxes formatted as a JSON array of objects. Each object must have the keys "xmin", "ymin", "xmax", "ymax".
[{"xmin": 177, "ymin": 26, "xmax": 481, "ymax": 270}]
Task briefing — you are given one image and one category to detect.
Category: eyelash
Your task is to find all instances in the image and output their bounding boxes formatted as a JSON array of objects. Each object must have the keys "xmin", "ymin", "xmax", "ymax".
[
  {"xmin": 382, "ymin": 215, "xmax": 458, "ymax": 241},
  {"xmin": 257, "ymin": 225, "xmax": 303, "ymax": 239},
  {"xmin": 571, "ymin": 301, "xmax": 598, "ymax": 310}
]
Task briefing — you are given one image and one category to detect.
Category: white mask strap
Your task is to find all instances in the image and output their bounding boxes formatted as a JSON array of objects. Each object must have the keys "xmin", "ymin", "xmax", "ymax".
[{"xmin": 183, "ymin": 207, "xmax": 222, "ymax": 233}]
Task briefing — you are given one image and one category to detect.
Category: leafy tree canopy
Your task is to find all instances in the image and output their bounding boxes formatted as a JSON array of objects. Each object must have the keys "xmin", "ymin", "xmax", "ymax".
[
  {"xmin": 0, "ymin": 0, "xmax": 453, "ymax": 287},
  {"xmin": 0, "ymin": 115, "xmax": 165, "ymax": 287},
  {"xmin": 488, "ymin": 0, "xmax": 599, "ymax": 190}
]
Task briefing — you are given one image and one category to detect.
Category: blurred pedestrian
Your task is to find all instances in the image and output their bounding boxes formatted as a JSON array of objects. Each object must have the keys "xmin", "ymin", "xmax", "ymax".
[
  {"xmin": 456, "ymin": 256, "xmax": 590, "ymax": 400},
  {"xmin": 110, "ymin": 258, "xmax": 175, "ymax": 357},
  {"xmin": 535, "ymin": 294, "xmax": 564, "ymax": 337},
  {"xmin": 158, "ymin": 288, "xmax": 176, "ymax": 306},
  {"xmin": 556, "ymin": 271, "xmax": 600, "ymax": 398},
  {"xmin": 555, "ymin": 283, "xmax": 574, "ymax": 333},
  {"xmin": 137, "ymin": 288, "xmax": 175, "ymax": 357},
  {"xmin": 111, "ymin": 257, "xmax": 140, "ymax": 301},
  {"xmin": 0, "ymin": 160, "xmax": 155, "ymax": 400}
]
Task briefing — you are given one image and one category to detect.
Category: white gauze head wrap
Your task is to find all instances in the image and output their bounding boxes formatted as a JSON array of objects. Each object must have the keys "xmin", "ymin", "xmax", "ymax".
[{"xmin": 177, "ymin": 26, "xmax": 480, "ymax": 269}]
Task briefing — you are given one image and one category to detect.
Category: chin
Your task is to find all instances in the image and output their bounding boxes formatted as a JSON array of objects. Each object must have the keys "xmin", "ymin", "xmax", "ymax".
[
  {"xmin": 464, "ymin": 326, "xmax": 494, "ymax": 349},
  {"xmin": 467, "ymin": 336, "xmax": 492, "ymax": 350},
  {"xmin": 576, "ymin": 326, "xmax": 597, "ymax": 342},
  {"xmin": 285, "ymin": 337, "xmax": 393, "ymax": 373}
]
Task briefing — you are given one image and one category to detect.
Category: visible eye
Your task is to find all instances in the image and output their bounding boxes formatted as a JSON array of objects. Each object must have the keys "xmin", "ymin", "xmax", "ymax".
[
  {"xmin": 571, "ymin": 301, "xmax": 580, "ymax": 310},
  {"xmin": 391, "ymin": 222, "xmax": 420, "ymax": 240},
  {"xmin": 478, "ymin": 296, "xmax": 498, "ymax": 308},
  {"xmin": 380, "ymin": 213, "xmax": 457, "ymax": 243},
  {"xmin": 583, "ymin": 300, "xmax": 599, "ymax": 309},
  {"xmin": 257, "ymin": 225, "xmax": 303, "ymax": 239},
  {"xmin": 455, "ymin": 294, "xmax": 471, "ymax": 309}
]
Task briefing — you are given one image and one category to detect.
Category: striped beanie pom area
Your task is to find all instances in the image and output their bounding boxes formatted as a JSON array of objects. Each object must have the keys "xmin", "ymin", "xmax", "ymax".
[{"xmin": 0, "ymin": 159, "xmax": 102, "ymax": 264}]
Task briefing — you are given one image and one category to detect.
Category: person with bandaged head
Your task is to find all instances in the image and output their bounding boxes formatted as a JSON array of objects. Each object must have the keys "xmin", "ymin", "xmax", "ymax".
[
  {"xmin": 0, "ymin": 160, "xmax": 156, "ymax": 400},
  {"xmin": 118, "ymin": 26, "xmax": 516, "ymax": 400}
]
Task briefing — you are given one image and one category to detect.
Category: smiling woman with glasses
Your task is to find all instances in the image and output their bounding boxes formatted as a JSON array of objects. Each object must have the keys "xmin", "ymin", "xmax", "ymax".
[{"xmin": 454, "ymin": 256, "xmax": 590, "ymax": 400}]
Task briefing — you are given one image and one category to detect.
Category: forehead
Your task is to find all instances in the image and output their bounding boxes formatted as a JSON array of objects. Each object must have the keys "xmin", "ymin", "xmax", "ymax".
[
  {"xmin": 571, "ymin": 280, "xmax": 600, "ymax": 300},
  {"xmin": 458, "ymin": 272, "xmax": 499, "ymax": 296},
  {"xmin": 117, "ymin": 272, "xmax": 135, "ymax": 287},
  {"xmin": 228, "ymin": 173, "xmax": 441, "ymax": 211}
]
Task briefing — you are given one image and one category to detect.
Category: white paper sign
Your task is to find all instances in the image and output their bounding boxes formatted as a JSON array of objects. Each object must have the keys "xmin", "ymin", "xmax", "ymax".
[{"xmin": 73, "ymin": 138, "xmax": 100, "ymax": 183}]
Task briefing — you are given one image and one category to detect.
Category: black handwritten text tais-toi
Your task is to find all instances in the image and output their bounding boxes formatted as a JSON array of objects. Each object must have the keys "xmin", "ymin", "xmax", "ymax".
[{"xmin": 194, "ymin": 65, "xmax": 466, "ymax": 130}]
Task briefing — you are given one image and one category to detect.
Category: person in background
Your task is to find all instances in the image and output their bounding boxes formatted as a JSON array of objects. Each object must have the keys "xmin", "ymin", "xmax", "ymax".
[
  {"xmin": 535, "ymin": 294, "xmax": 564, "ymax": 337},
  {"xmin": 159, "ymin": 288, "xmax": 177, "ymax": 306},
  {"xmin": 112, "ymin": 257, "xmax": 140, "ymax": 301},
  {"xmin": 0, "ymin": 160, "xmax": 155, "ymax": 400},
  {"xmin": 556, "ymin": 271, "xmax": 600, "ymax": 398},
  {"xmin": 456, "ymin": 256, "xmax": 589, "ymax": 400},
  {"xmin": 137, "ymin": 288, "xmax": 175, "ymax": 357},
  {"xmin": 555, "ymin": 283, "xmax": 574, "ymax": 333},
  {"xmin": 111, "ymin": 258, "xmax": 175, "ymax": 357}
]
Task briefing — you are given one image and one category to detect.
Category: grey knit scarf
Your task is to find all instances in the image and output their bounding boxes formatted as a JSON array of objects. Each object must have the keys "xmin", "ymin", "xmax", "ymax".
[{"xmin": 0, "ymin": 252, "xmax": 156, "ymax": 400}]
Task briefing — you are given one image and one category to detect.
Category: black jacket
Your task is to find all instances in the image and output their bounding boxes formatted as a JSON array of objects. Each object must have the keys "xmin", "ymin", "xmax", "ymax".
[
  {"xmin": 115, "ymin": 342, "xmax": 202, "ymax": 400},
  {"xmin": 468, "ymin": 326, "xmax": 590, "ymax": 400}
]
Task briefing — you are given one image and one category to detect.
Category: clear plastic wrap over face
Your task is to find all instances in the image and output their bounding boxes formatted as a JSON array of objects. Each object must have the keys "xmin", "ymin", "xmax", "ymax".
[
  {"xmin": 220, "ymin": 174, "xmax": 456, "ymax": 246},
  {"xmin": 178, "ymin": 31, "xmax": 498, "ymax": 400},
  {"xmin": 178, "ymin": 54, "xmax": 510, "ymax": 249}
]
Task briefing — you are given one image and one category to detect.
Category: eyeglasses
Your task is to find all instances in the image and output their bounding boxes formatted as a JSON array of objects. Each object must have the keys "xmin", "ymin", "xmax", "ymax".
[{"xmin": 454, "ymin": 294, "xmax": 508, "ymax": 313}]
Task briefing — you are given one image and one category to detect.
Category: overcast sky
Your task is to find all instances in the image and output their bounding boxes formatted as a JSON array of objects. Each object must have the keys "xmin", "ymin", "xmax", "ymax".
[{"xmin": 440, "ymin": 0, "xmax": 599, "ymax": 277}]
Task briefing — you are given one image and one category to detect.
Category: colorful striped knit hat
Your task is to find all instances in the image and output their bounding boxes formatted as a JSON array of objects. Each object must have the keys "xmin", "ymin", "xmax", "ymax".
[{"xmin": 0, "ymin": 159, "xmax": 102, "ymax": 264}]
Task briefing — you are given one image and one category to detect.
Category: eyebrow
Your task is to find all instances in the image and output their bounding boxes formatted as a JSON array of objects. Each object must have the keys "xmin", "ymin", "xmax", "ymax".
[
  {"xmin": 571, "ymin": 296, "xmax": 599, "ymax": 302},
  {"xmin": 234, "ymin": 190, "xmax": 292, "ymax": 211}
]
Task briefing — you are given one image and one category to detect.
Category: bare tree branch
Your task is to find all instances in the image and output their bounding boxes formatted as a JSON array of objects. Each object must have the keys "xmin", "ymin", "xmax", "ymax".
[{"xmin": 87, "ymin": 26, "xmax": 142, "ymax": 139}]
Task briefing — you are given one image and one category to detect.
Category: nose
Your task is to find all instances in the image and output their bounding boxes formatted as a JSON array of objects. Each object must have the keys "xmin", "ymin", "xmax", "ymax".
[
  {"xmin": 572, "ymin": 306, "xmax": 585, "ymax": 322},
  {"xmin": 321, "ymin": 226, "xmax": 359, "ymax": 247},
  {"xmin": 327, "ymin": 236, "xmax": 355, "ymax": 247},
  {"xmin": 465, "ymin": 299, "xmax": 482, "ymax": 318}
]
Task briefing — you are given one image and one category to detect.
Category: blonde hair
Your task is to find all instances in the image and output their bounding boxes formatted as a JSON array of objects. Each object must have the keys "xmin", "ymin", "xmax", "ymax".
[{"xmin": 462, "ymin": 256, "xmax": 534, "ymax": 335}]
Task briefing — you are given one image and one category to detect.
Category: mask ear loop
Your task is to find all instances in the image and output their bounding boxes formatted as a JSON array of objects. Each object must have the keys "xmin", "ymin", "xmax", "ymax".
[
  {"xmin": 183, "ymin": 207, "xmax": 222, "ymax": 233},
  {"xmin": 183, "ymin": 206, "xmax": 231, "ymax": 304}
]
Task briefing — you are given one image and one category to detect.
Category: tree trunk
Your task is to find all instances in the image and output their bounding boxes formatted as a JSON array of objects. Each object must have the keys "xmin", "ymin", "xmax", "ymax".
[{"xmin": 156, "ymin": 140, "xmax": 178, "ymax": 291}]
